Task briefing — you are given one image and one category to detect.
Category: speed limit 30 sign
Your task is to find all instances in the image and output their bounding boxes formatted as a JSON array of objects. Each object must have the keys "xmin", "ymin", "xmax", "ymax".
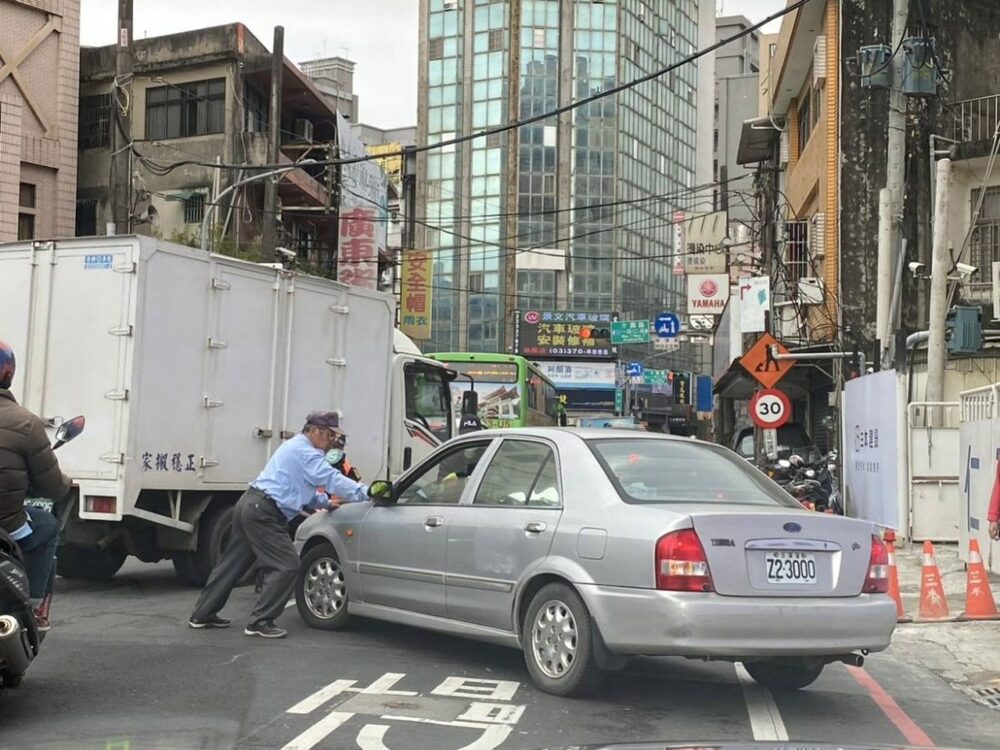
[{"xmin": 750, "ymin": 388, "xmax": 791, "ymax": 429}]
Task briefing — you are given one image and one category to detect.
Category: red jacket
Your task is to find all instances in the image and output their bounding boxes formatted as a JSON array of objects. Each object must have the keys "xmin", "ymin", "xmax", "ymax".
[{"xmin": 989, "ymin": 460, "xmax": 1000, "ymax": 523}]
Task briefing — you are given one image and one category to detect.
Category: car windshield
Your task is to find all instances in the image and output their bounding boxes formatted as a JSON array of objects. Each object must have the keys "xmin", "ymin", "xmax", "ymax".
[{"xmin": 589, "ymin": 438, "xmax": 801, "ymax": 507}]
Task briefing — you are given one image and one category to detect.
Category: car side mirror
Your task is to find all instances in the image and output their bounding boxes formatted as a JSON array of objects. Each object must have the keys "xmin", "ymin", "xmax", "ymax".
[
  {"xmin": 54, "ymin": 415, "xmax": 85, "ymax": 449},
  {"xmin": 368, "ymin": 480, "xmax": 396, "ymax": 504}
]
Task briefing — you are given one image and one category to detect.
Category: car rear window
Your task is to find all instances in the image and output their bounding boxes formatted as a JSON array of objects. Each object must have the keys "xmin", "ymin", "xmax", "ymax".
[{"xmin": 588, "ymin": 438, "xmax": 801, "ymax": 507}]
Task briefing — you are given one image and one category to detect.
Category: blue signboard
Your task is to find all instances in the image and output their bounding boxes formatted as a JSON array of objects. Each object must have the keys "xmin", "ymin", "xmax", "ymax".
[
  {"xmin": 655, "ymin": 312, "xmax": 681, "ymax": 339},
  {"xmin": 626, "ymin": 362, "xmax": 644, "ymax": 378},
  {"xmin": 696, "ymin": 374, "xmax": 714, "ymax": 413}
]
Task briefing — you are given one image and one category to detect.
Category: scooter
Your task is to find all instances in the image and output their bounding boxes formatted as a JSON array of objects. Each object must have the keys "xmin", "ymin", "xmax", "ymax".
[{"xmin": 0, "ymin": 415, "xmax": 85, "ymax": 690}]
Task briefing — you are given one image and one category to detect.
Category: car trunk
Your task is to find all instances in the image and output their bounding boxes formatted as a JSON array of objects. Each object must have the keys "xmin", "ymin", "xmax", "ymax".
[{"xmin": 690, "ymin": 511, "xmax": 873, "ymax": 597}]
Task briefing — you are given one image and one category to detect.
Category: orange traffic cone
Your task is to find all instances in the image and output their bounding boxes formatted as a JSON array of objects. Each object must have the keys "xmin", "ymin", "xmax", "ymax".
[
  {"xmin": 959, "ymin": 539, "xmax": 1000, "ymax": 621},
  {"xmin": 915, "ymin": 541, "xmax": 956, "ymax": 622},
  {"xmin": 884, "ymin": 531, "xmax": 912, "ymax": 623}
]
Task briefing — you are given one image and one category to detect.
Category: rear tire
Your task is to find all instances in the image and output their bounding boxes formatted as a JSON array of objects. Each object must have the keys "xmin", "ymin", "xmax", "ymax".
[
  {"xmin": 743, "ymin": 658, "xmax": 824, "ymax": 691},
  {"xmin": 56, "ymin": 544, "xmax": 126, "ymax": 581},
  {"xmin": 522, "ymin": 583, "xmax": 605, "ymax": 697},
  {"xmin": 173, "ymin": 504, "xmax": 254, "ymax": 588},
  {"xmin": 296, "ymin": 543, "xmax": 351, "ymax": 630}
]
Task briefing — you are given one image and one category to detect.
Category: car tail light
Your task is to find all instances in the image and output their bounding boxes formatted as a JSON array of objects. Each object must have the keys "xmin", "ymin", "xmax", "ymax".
[
  {"xmin": 85, "ymin": 496, "xmax": 117, "ymax": 514},
  {"xmin": 655, "ymin": 529, "xmax": 714, "ymax": 592},
  {"xmin": 863, "ymin": 534, "xmax": 889, "ymax": 594}
]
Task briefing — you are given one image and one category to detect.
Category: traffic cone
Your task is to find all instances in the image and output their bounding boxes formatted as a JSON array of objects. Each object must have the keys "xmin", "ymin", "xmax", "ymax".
[
  {"xmin": 959, "ymin": 539, "xmax": 1000, "ymax": 621},
  {"xmin": 915, "ymin": 541, "xmax": 956, "ymax": 622},
  {"xmin": 884, "ymin": 531, "xmax": 912, "ymax": 623}
]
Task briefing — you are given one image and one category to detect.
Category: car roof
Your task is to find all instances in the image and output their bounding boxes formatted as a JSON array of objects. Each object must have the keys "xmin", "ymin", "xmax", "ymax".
[{"xmin": 453, "ymin": 427, "xmax": 705, "ymax": 444}]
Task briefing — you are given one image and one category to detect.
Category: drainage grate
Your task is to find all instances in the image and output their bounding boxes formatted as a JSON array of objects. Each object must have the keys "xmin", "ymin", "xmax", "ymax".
[{"xmin": 967, "ymin": 686, "xmax": 1000, "ymax": 709}]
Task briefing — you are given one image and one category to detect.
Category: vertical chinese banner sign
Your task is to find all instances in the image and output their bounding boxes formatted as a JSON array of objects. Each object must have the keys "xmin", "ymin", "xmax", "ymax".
[
  {"xmin": 338, "ymin": 207, "xmax": 379, "ymax": 288},
  {"xmin": 400, "ymin": 250, "xmax": 434, "ymax": 340}
]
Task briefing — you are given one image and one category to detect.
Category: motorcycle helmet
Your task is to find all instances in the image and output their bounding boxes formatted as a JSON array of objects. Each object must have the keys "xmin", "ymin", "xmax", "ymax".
[{"xmin": 0, "ymin": 340, "xmax": 14, "ymax": 389}]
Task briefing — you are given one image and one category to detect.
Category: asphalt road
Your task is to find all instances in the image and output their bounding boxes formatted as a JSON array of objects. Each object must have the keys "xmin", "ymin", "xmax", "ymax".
[{"xmin": 0, "ymin": 559, "xmax": 997, "ymax": 750}]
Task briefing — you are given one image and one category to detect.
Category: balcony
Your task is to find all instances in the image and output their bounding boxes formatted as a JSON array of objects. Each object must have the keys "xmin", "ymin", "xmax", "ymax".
[{"xmin": 951, "ymin": 95, "xmax": 1000, "ymax": 158}]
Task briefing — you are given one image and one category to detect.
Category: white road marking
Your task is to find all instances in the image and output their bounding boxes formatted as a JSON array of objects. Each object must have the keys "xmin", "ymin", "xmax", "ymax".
[
  {"xmin": 287, "ymin": 674, "xmax": 418, "ymax": 715},
  {"xmin": 380, "ymin": 716, "xmax": 512, "ymax": 750},
  {"xmin": 281, "ymin": 711, "xmax": 354, "ymax": 750},
  {"xmin": 431, "ymin": 677, "xmax": 520, "ymax": 702},
  {"xmin": 356, "ymin": 724, "xmax": 390, "ymax": 750},
  {"xmin": 735, "ymin": 663, "xmax": 789, "ymax": 741}
]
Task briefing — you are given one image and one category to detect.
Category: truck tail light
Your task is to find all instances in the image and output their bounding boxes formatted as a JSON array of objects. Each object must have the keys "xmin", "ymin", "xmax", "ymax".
[
  {"xmin": 655, "ymin": 529, "xmax": 714, "ymax": 592},
  {"xmin": 85, "ymin": 496, "xmax": 117, "ymax": 514},
  {"xmin": 863, "ymin": 534, "xmax": 889, "ymax": 594}
]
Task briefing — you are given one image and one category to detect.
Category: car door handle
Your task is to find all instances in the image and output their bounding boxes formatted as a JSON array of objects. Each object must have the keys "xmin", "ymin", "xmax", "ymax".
[
  {"xmin": 424, "ymin": 516, "xmax": 445, "ymax": 528},
  {"xmin": 524, "ymin": 521, "xmax": 547, "ymax": 534}
]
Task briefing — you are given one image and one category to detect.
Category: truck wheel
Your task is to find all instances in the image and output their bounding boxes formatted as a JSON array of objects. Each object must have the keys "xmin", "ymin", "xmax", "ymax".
[
  {"xmin": 173, "ymin": 504, "xmax": 254, "ymax": 588},
  {"xmin": 296, "ymin": 543, "xmax": 351, "ymax": 630},
  {"xmin": 56, "ymin": 544, "xmax": 127, "ymax": 581}
]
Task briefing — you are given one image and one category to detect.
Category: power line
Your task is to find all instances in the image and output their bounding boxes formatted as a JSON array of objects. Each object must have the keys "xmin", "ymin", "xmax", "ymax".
[{"xmin": 125, "ymin": 0, "xmax": 816, "ymax": 175}]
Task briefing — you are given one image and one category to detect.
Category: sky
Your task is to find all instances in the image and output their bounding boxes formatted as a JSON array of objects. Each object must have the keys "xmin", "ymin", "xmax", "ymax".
[{"xmin": 80, "ymin": 0, "xmax": 787, "ymax": 131}]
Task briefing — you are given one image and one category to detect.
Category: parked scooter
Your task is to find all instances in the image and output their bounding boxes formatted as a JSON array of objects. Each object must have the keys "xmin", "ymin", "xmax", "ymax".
[
  {"xmin": 768, "ymin": 452, "xmax": 842, "ymax": 514},
  {"xmin": 0, "ymin": 415, "xmax": 84, "ymax": 690}
]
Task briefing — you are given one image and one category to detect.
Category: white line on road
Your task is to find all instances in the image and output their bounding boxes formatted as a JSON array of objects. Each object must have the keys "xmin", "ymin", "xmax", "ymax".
[
  {"xmin": 735, "ymin": 664, "xmax": 789, "ymax": 741},
  {"xmin": 281, "ymin": 711, "xmax": 354, "ymax": 750},
  {"xmin": 356, "ymin": 724, "xmax": 391, "ymax": 750}
]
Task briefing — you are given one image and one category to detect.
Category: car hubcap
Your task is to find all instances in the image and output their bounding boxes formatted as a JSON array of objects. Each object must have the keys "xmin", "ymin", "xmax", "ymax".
[
  {"xmin": 304, "ymin": 557, "xmax": 346, "ymax": 619},
  {"xmin": 531, "ymin": 599, "xmax": 578, "ymax": 679}
]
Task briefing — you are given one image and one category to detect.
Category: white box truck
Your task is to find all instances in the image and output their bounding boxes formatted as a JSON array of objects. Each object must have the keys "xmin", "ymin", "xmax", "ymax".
[{"xmin": 0, "ymin": 236, "xmax": 456, "ymax": 584}]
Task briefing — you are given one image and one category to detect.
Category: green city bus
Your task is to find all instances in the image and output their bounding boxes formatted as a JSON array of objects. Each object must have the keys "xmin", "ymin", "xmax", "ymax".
[{"xmin": 429, "ymin": 352, "xmax": 559, "ymax": 429}]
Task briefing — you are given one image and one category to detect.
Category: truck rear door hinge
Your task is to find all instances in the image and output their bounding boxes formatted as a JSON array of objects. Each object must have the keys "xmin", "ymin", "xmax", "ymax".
[
  {"xmin": 114, "ymin": 262, "xmax": 137, "ymax": 274},
  {"xmin": 100, "ymin": 452, "xmax": 125, "ymax": 464},
  {"xmin": 105, "ymin": 389, "xmax": 129, "ymax": 401},
  {"xmin": 280, "ymin": 430, "xmax": 295, "ymax": 439},
  {"xmin": 108, "ymin": 325, "xmax": 133, "ymax": 337},
  {"xmin": 325, "ymin": 357, "xmax": 347, "ymax": 367},
  {"xmin": 329, "ymin": 304, "xmax": 349, "ymax": 314},
  {"xmin": 199, "ymin": 457, "xmax": 219, "ymax": 468},
  {"xmin": 211, "ymin": 278, "xmax": 231, "ymax": 290},
  {"xmin": 203, "ymin": 397, "xmax": 224, "ymax": 408},
  {"xmin": 207, "ymin": 337, "xmax": 228, "ymax": 349},
  {"xmin": 253, "ymin": 428, "xmax": 273, "ymax": 438}
]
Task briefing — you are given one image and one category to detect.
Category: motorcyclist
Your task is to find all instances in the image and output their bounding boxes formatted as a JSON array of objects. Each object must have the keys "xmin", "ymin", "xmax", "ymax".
[{"xmin": 0, "ymin": 340, "xmax": 70, "ymax": 631}]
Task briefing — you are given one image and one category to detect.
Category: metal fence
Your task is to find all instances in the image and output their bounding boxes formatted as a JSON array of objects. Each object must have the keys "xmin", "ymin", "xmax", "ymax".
[{"xmin": 952, "ymin": 94, "xmax": 1000, "ymax": 144}]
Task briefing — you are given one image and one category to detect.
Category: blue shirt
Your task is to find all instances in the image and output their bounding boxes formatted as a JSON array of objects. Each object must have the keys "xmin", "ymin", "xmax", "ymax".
[{"xmin": 251, "ymin": 434, "xmax": 368, "ymax": 521}]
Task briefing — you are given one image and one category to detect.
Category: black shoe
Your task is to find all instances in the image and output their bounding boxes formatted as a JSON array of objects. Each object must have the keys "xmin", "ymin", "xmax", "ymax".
[
  {"xmin": 188, "ymin": 614, "xmax": 232, "ymax": 629},
  {"xmin": 244, "ymin": 620, "xmax": 286, "ymax": 639}
]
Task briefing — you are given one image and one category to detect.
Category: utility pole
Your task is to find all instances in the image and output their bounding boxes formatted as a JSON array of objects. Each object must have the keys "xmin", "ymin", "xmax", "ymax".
[
  {"xmin": 261, "ymin": 26, "xmax": 285, "ymax": 256},
  {"xmin": 925, "ymin": 157, "xmax": 951, "ymax": 413},
  {"xmin": 878, "ymin": 0, "xmax": 908, "ymax": 367},
  {"xmin": 111, "ymin": 0, "xmax": 133, "ymax": 236}
]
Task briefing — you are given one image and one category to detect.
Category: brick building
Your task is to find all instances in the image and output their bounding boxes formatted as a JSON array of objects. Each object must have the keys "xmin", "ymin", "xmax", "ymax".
[{"xmin": 0, "ymin": 0, "xmax": 80, "ymax": 241}]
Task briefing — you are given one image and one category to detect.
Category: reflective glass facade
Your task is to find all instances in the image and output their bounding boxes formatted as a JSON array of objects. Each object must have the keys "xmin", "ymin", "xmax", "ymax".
[{"xmin": 418, "ymin": 0, "xmax": 704, "ymax": 359}]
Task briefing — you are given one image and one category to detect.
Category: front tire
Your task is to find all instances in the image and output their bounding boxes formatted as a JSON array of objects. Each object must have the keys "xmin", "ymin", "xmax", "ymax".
[
  {"xmin": 56, "ymin": 543, "xmax": 126, "ymax": 581},
  {"xmin": 296, "ymin": 543, "xmax": 351, "ymax": 630},
  {"xmin": 522, "ymin": 583, "xmax": 604, "ymax": 697},
  {"xmin": 743, "ymin": 658, "xmax": 825, "ymax": 690},
  {"xmin": 173, "ymin": 504, "xmax": 254, "ymax": 588}
]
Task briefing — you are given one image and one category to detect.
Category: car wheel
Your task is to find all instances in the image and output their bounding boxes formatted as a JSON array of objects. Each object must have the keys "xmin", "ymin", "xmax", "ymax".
[
  {"xmin": 173, "ymin": 504, "xmax": 254, "ymax": 588},
  {"xmin": 744, "ymin": 658, "xmax": 824, "ymax": 690},
  {"xmin": 522, "ymin": 583, "xmax": 604, "ymax": 697},
  {"xmin": 56, "ymin": 543, "xmax": 127, "ymax": 581},
  {"xmin": 296, "ymin": 543, "xmax": 351, "ymax": 631}
]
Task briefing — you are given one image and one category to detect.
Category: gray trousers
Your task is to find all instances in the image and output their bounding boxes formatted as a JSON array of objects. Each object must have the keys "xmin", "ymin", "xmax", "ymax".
[{"xmin": 191, "ymin": 488, "xmax": 299, "ymax": 625}]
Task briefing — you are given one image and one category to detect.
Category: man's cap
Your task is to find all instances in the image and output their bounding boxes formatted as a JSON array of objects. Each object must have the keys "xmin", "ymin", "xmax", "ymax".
[{"xmin": 305, "ymin": 411, "xmax": 343, "ymax": 432}]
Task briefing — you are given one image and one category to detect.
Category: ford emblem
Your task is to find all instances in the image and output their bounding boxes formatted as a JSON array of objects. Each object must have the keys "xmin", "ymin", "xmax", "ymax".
[{"xmin": 783, "ymin": 522, "xmax": 802, "ymax": 533}]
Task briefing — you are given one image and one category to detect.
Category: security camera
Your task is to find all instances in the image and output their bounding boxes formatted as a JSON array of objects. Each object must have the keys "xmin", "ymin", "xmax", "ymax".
[
  {"xmin": 275, "ymin": 247, "xmax": 297, "ymax": 260},
  {"xmin": 908, "ymin": 261, "xmax": 926, "ymax": 277},
  {"xmin": 954, "ymin": 262, "xmax": 978, "ymax": 278}
]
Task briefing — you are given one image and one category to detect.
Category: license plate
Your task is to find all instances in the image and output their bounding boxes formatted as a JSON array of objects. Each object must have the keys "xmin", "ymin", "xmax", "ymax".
[{"xmin": 765, "ymin": 551, "xmax": 817, "ymax": 584}]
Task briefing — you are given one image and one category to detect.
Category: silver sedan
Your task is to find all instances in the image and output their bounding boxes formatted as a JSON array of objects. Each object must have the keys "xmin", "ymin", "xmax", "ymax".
[{"xmin": 293, "ymin": 429, "xmax": 897, "ymax": 696}]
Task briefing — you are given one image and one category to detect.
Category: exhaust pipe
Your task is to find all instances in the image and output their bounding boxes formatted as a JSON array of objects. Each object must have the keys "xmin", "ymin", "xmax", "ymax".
[
  {"xmin": 829, "ymin": 652, "xmax": 865, "ymax": 668},
  {"xmin": 0, "ymin": 615, "xmax": 32, "ymax": 678}
]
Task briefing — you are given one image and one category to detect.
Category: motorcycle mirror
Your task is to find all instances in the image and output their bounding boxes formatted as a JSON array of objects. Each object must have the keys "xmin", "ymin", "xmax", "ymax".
[
  {"xmin": 54, "ymin": 415, "xmax": 85, "ymax": 448},
  {"xmin": 778, "ymin": 459, "xmax": 792, "ymax": 469}
]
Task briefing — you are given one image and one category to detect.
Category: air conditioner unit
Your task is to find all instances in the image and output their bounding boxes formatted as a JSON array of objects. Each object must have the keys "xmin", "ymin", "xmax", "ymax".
[
  {"xmin": 442, "ymin": 0, "xmax": 458, "ymax": 9},
  {"xmin": 798, "ymin": 277, "xmax": 825, "ymax": 304},
  {"xmin": 779, "ymin": 130, "xmax": 789, "ymax": 168},
  {"xmin": 813, "ymin": 37, "xmax": 827, "ymax": 86},
  {"xmin": 293, "ymin": 118, "xmax": 314, "ymax": 143}
]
